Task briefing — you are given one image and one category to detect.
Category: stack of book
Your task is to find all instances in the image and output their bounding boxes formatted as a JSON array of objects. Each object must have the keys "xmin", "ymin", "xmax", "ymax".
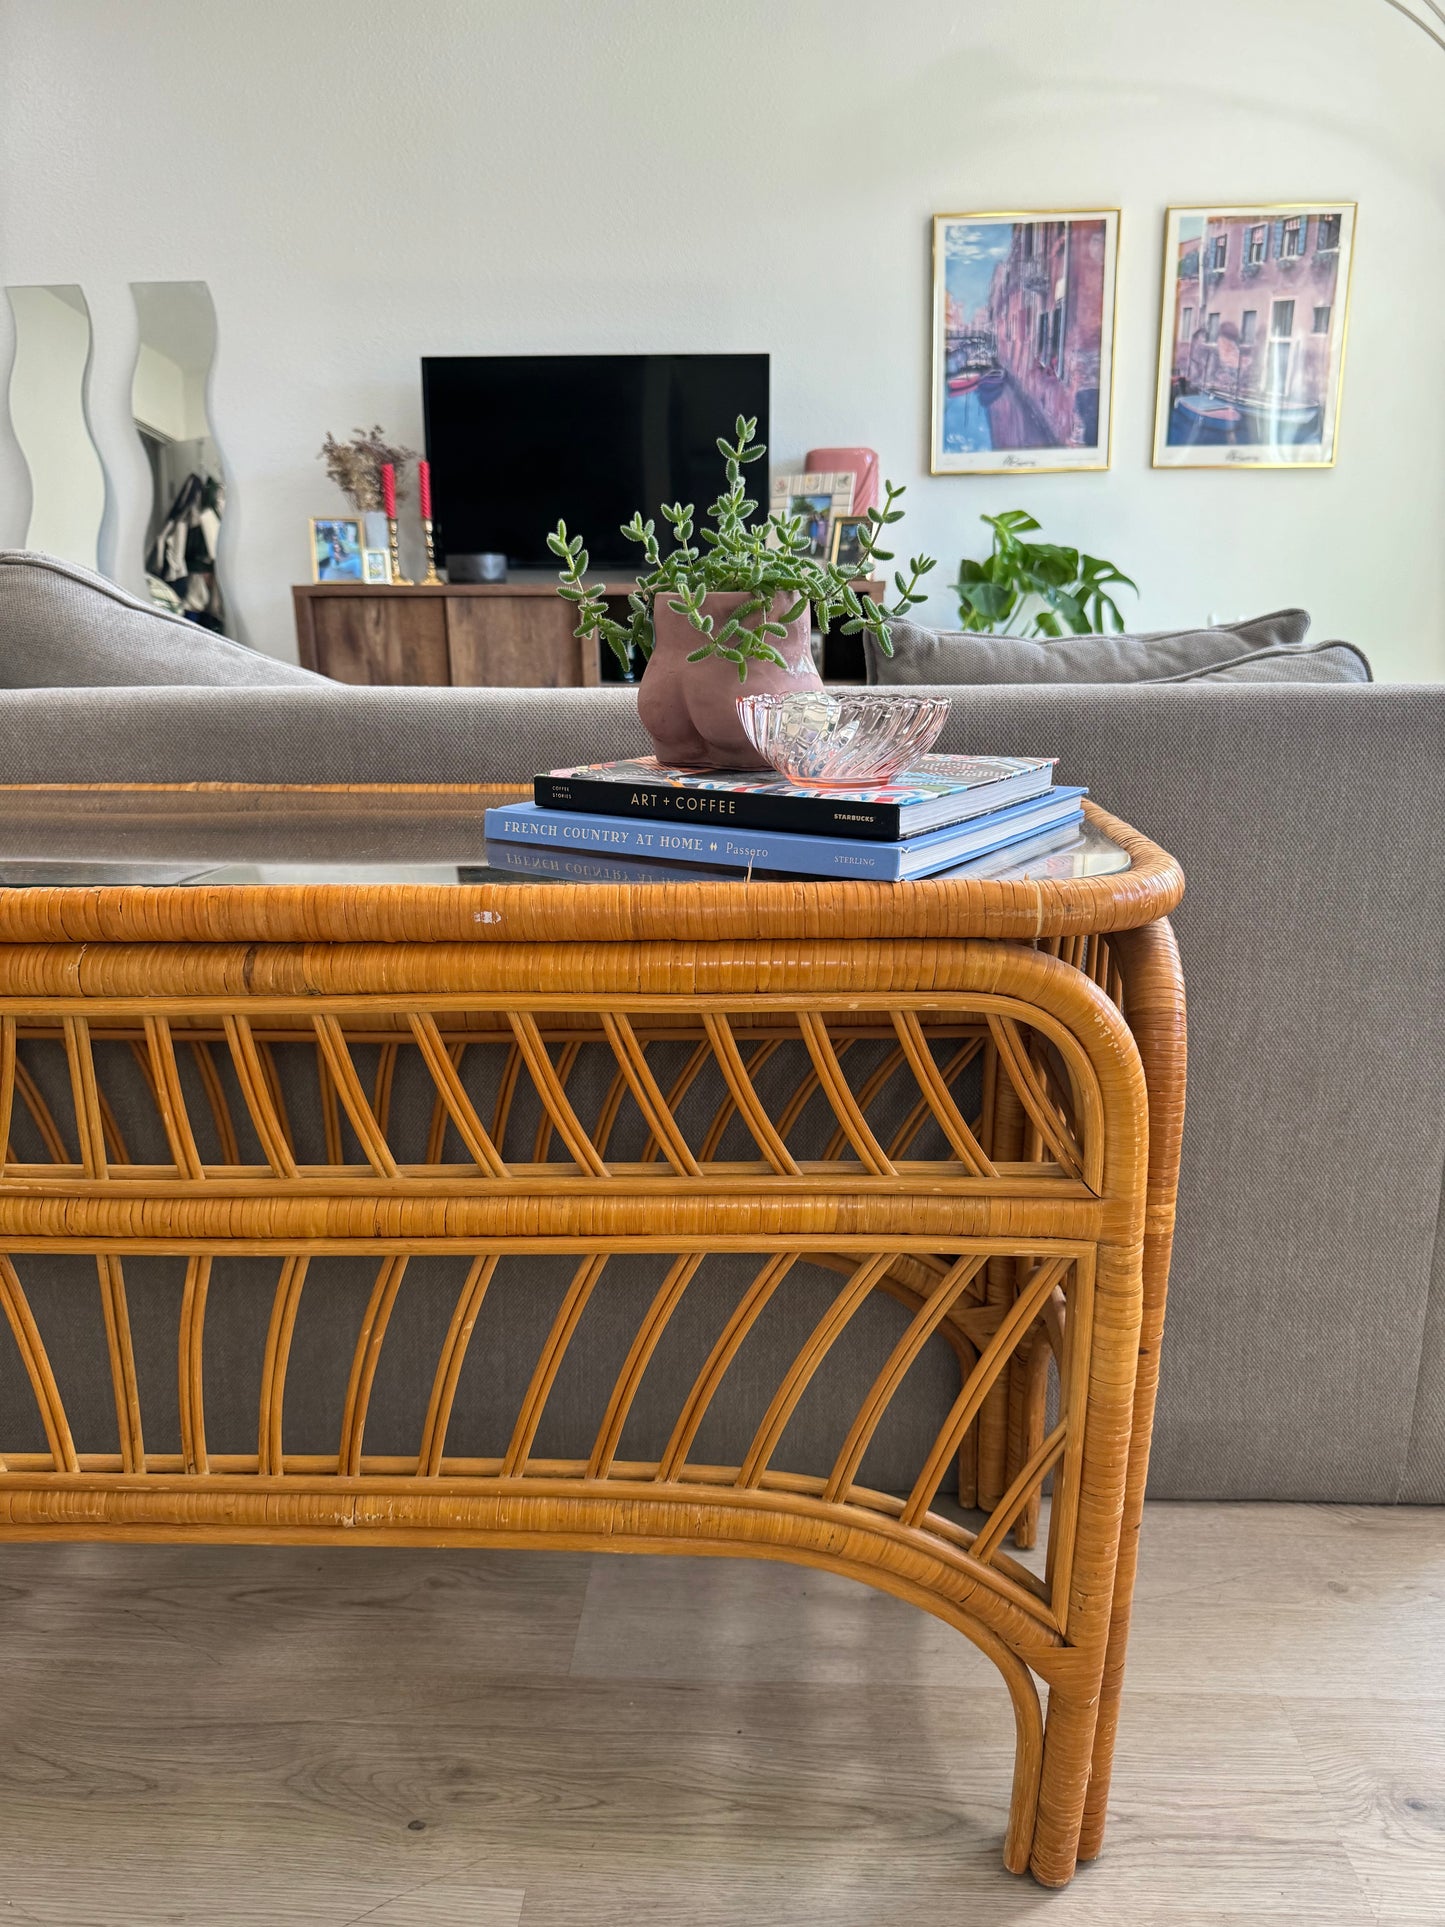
[{"xmin": 482, "ymin": 755, "xmax": 1086, "ymax": 883}]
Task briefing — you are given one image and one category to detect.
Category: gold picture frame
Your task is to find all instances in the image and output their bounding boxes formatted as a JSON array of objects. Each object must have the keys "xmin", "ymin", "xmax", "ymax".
[
  {"xmin": 829, "ymin": 514, "xmax": 869, "ymax": 570},
  {"xmin": 1152, "ymin": 203, "xmax": 1356, "ymax": 470},
  {"xmin": 309, "ymin": 516, "xmax": 364, "ymax": 583},
  {"xmin": 930, "ymin": 209, "xmax": 1120, "ymax": 475}
]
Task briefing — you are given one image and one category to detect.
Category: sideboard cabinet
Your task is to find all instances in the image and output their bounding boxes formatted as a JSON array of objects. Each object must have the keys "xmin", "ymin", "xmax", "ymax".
[
  {"xmin": 293, "ymin": 579, "xmax": 613, "ymax": 688},
  {"xmin": 292, "ymin": 578, "xmax": 881, "ymax": 687}
]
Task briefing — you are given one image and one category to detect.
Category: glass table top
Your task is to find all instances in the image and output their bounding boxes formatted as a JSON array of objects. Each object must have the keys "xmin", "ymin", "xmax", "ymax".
[{"xmin": 0, "ymin": 787, "xmax": 1130, "ymax": 890}]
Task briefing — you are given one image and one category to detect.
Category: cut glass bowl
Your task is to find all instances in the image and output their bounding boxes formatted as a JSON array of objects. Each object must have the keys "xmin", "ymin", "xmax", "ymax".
[{"xmin": 735, "ymin": 690, "xmax": 951, "ymax": 786}]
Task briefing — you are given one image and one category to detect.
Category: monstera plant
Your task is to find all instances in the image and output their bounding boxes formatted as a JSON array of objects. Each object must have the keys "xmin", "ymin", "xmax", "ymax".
[{"xmin": 954, "ymin": 510, "xmax": 1138, "ymax": 638}]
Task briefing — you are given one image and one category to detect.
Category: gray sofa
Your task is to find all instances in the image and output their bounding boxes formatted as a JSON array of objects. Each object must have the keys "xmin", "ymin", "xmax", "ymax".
[{"xmin": 2, "ymin": 555, "xmax": 1442, "ymax": 1503}]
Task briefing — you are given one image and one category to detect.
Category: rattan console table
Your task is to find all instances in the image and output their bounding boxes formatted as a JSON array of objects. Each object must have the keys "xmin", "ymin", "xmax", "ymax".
[{"xmin": 0, "ymin": 786, "xmax": 1184, "ymax": 1888}]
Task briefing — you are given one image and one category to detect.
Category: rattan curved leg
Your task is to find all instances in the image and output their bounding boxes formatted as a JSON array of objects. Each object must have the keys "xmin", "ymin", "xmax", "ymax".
[
  {"xmin": 1027, "ymin": 1233, "xmax": 1146, "ymax": 1886},
  {"xmin": 1077, "ymin": 917, "xmax": 1187, "ymax": 1863}
]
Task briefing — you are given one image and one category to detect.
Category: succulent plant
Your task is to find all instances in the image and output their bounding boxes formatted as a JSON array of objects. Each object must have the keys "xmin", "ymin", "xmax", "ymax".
[{"xmin": 549, "ymin": 417, "xmax": 935, "ymax": 678}]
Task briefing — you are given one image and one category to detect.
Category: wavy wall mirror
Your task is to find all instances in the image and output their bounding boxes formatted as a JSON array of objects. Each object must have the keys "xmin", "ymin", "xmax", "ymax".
[
  {"xmin": 131, "ymin": 279, "xmax": 231, "ymax": 634},
  {"xmin": 5, "ymin": 283, "xmax": 108, "ymax": 570}
]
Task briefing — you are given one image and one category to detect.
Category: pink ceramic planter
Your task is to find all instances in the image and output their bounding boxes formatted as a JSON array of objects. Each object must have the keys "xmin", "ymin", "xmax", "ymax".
[{"xmin": 637, "ymin": 591, "xmax": 823, "ymax": 769}]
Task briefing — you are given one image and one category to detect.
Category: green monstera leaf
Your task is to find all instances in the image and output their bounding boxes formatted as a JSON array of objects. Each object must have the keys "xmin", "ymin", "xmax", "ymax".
[{"xmin": 954, "ymin": 513, "xmax": 1137, "ymax": 638}]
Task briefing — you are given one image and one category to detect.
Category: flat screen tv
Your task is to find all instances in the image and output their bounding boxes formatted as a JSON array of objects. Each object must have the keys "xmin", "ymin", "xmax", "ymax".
[{"xmin": 421, "ymin": 353, "xmax": 769, "ymax": 571}]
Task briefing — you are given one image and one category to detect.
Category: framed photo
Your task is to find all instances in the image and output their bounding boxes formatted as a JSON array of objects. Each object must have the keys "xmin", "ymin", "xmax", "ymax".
[
  {"xmin": 769, "ymin": 470, "xmax": 855, "ymax": 560},
  {"xmin": 309, "ymin": 516, "xmax": 364, "ymax": 583},
  {"xmin": 361, "ymin": 547, "xmax": 391, "ymax": 584},
  {"xmin": 930, "ymin": 210, "xmax": 1119, "ymax": 474},
  {"xmin": 1153, "ymin": 203, "xmax": 1356, "ymax": 468},
  {"xmin": 829, "ymin": 514, "xmax": 869, "ymax": 570}
]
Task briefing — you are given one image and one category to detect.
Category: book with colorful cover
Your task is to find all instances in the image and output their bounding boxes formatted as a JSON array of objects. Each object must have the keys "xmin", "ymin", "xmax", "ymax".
[
  {"xmin": 533, "ymin": 753, "xmax": 1057, "ymax": 841},
  {"xmin": 483, "ymin": 789, "xmax": 1086, "ymax": 883}
]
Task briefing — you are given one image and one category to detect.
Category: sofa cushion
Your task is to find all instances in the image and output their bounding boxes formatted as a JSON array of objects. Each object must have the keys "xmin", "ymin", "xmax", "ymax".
[
  {"xmin": 865, "ymin": 608, "xmax": 1369, "ymax": 686},
  {"xmin": 0, "ymin": 550, "xmax": 323, "ymax": 687},
  {"xmin": 1170, "ymin": 641, "xmax": 1371, "ymax": 683}
]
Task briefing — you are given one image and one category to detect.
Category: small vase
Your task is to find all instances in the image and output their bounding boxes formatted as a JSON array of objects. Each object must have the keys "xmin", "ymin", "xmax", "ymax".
[{"xmin": 638, "ymin": 591, "xmax": 822, "ymax": 769}]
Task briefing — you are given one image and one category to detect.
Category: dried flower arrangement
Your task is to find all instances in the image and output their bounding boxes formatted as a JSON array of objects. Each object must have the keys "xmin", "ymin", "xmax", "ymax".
[{"xmin": 318, "ymin": 426, "xmax": 418, "ymax": 512}]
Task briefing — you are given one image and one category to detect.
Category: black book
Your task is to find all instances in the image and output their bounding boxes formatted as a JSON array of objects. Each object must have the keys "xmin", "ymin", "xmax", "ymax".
[{"xmin": 533, "ymin": 754, "xmax": 1057, "ymax": 843}]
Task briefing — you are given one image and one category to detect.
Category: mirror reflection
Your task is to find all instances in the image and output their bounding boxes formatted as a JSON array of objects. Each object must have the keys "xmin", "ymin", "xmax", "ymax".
[
  {"xmin": 131, "ymin": 279, "xmax": 230, "ymax": 634},
  {"xmin": 5, "ymin": 283, "xmax": 108, "ymax": 571}
]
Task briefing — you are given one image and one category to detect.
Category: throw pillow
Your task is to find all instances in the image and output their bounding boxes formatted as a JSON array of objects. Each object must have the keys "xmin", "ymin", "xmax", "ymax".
[
  {"xmin": 0, "ymin": 550, "xmax": 323, "ymax": 688},
  {"xmin": 1168, "ymin": 642, "xmax": 1370, "ymax": 683},
  {"xmin": 866, "ymin": 610, "xmax": 1319, "ymax": 686}
]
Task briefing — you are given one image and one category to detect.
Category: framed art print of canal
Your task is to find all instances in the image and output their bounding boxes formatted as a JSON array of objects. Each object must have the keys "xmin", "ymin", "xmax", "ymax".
[
  {"xmin": 1152, "ymin": 203, "xmax": 1356, "ymax": 469},
  {"xmin": 930, "ymin": 210, "xmax": 1119, "ymax": 475}
]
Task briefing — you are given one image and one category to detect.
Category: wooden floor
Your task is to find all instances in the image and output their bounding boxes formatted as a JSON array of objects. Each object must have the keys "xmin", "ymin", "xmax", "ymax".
[{"xmin": 1, "ymin": 1503, "xmax": 1441, "ymax": 1925}]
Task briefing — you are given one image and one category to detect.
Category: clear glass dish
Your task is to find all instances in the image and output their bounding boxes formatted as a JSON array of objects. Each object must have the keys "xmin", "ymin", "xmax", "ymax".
[{"xmin": 736, "ymin": 690, "xmax": 951, "ymax": 786}]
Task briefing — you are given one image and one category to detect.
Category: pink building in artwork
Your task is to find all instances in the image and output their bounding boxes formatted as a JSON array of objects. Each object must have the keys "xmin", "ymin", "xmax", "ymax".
[
  {"xmin": 971, "ymin": 220, "xmax": 1108, "ymax": 447},
  {"xmin": 1169, "ymin": 211, "xmax": 1344, "ymax": 432}
]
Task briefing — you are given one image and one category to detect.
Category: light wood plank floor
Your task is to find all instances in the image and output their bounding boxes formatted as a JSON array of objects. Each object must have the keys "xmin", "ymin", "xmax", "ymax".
[{"xmin": 1, "ymin": 1503, "xmax": 1440, "ymax": 1925}]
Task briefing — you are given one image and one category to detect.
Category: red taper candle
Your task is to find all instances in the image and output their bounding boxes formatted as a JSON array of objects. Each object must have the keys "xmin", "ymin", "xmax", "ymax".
[
  {"xmin": 381, "ymin": 462, "xmax": 397, "ymax": 518},
  {"xmin": 418, "ymin": 458, "xmax": 432, "ymax": 521}
]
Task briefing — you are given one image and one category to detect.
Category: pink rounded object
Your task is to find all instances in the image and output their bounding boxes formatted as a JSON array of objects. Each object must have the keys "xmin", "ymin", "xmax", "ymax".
[
  {"xmin": 805, "ymin": 446, "xmax": 879, "ymax": 514},
  {"xmin": 637, "ymin": 591, "xmax": 822, "ymax": 770}
]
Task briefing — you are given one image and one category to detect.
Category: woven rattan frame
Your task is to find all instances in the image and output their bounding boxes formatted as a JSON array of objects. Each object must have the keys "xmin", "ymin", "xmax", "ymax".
[{"xmin": 0, "ymin": 794, "xmax": 1185, "ymax": 1888}]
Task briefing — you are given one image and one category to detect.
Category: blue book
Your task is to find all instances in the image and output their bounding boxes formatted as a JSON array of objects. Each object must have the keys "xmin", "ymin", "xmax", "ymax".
[
  {"xmin": 482, "ymin": 789, "xmax": 1087, "ymax": 882},
  {"xmin": 480, "ymin": 818, "xmax": 1094, "ymax": 887}
]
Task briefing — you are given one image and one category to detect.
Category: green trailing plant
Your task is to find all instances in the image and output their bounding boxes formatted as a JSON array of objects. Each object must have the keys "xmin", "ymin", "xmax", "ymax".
[
  {"xmin": 548, "ymin": 417, "xmax": 936, "ymax": 679},
  {"xmin": 954, "ymin": 510, "xmax": 1138, "ymax": 637}
]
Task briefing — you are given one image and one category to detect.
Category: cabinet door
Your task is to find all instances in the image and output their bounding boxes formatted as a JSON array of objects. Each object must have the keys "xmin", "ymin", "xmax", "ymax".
[
  {"xmin": 447, "ymin": 597, "xmax": 596, "ymax": 687},
  {"xmin": 308, "ymin": 595, "xmax": 451, "ymax": 684}
]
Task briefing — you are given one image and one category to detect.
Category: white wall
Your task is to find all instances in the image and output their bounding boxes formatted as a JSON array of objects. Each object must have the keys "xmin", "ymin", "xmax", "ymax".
[{"xmin": 0, "ymin": 0, "xmax": 1441, "ymax": 678}]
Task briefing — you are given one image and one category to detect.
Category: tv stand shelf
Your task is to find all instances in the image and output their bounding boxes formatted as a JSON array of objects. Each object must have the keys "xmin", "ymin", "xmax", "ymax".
[{"xmin": 292, "ymin": 577, "xmax": 881, "ymax": 688}]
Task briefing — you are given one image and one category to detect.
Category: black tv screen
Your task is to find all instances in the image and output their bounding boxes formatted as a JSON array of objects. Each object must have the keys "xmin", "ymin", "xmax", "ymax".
[{"xmin": 421, "ymin": 353, "xmax": 769, "ymax": 570}]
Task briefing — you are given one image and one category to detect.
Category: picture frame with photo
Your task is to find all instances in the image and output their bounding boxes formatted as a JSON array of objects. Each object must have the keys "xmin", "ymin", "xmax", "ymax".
[
  {"xmin": 309, "ymin": 516, "xmax": 364, "ymax": 583},
  {"xmin": 361, "ymin": 548, "xmax": 392, "ymax": 584},
  {"xmin": 931, "ymin": 209, "xmax": 1120, "ymax": 474},
  {"xmin": 1153, "ymin": 203, "xmax": 1356, "ymax": 469},
  {"xmin": 769, "ymin": 470, "xmax": 855, "ymax": 560},
  {"xmin": 828, "ymin": 514, "xmax": 870, "ymax": 571}
]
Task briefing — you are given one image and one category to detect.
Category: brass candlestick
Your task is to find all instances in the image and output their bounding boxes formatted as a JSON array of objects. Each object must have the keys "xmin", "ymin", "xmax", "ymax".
[
  {"xmin": 387, "ymin": 516, "xmax": 413, "ymax": 586},
  {"xmin": 421, "ymin": 517, "xmax": 442, "ymax": 585}
]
